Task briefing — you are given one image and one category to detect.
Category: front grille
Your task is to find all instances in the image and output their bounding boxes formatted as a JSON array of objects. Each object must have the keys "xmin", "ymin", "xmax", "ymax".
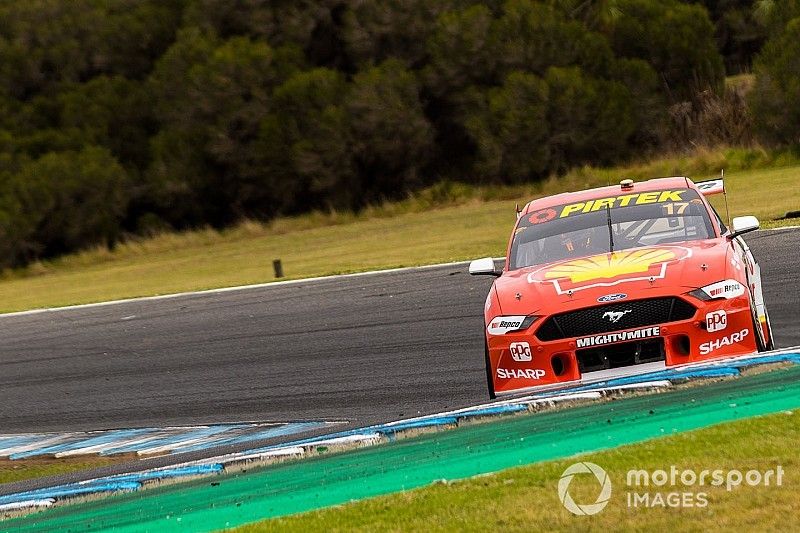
[
  {"xmin": 576, "ymin": 338, "xmax": 665, "ymax": 373},
  {"xmin": 535, "ymin": 297, "xmax": 696, "ymax": 341}
]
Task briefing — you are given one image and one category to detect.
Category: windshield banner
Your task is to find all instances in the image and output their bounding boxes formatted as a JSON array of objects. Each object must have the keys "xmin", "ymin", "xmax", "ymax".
[{"xmin": 555, "ymin": 190, "xmax": 688, "ymax": 218}]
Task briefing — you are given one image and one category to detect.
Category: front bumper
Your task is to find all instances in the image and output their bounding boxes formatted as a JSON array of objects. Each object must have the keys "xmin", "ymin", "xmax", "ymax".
[{"xmin": 487, "ymin": 295, "xmax": 757, "ymax": 395}]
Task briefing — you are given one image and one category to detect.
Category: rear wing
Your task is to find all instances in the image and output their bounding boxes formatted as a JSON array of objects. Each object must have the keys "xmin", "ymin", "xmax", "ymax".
[{"xmin": 695, "ymin": 178, "xmax": 725, "ymax": 196}]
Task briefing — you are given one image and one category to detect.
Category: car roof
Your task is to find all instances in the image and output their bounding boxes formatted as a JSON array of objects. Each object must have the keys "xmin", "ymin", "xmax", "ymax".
[{"xmin": 522, "ymin": 176, "xmax": 693, "ymax": 214}]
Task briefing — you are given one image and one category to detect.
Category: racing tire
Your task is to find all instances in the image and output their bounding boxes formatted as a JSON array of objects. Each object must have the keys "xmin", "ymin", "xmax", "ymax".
[
  {"xmin": 760, "ymin": 305, "xmax": 775, "ymax": 352},
  {"xmin": 484, "ymin": 337, "xmax": 496, "ymax": 399},
  {"xmin": 750, "ymin": 296, "xmax": 774, "ymax": 352}
]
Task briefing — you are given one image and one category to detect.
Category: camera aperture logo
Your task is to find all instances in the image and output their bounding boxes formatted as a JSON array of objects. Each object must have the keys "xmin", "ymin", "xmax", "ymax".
[
  {"xmin": 558, "ymin": 462, "xmax": 785, "ymax": 515},
  {"xmin": 558, "ymin": 462, "xmax": 612, "ymax": 515}
]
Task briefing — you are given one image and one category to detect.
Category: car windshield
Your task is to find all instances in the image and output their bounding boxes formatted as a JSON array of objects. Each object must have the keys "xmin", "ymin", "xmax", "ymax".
[{"xmin": 509, "ymin": 188, "xmax": 714, "ymax": 270}]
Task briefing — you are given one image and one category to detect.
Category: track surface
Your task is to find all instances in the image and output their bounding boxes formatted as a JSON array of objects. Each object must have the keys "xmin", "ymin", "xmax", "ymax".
[{"xmin": 0, "ymin": 229, "xmax": 798, "ymax": 437}]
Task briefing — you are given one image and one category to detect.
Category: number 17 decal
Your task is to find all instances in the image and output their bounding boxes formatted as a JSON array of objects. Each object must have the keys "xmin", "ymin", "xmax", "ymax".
[{"xmin": 663, "ymin": 202, "xmax": 689, "ymax": 215}]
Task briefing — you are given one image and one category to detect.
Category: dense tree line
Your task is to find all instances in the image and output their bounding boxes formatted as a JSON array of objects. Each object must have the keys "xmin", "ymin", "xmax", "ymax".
[{"xmin": 0, "ymin": 0, "xmax": 793, "ymax": 267}]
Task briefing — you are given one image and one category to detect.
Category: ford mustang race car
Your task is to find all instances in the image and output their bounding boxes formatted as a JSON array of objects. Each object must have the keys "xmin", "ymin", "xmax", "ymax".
[{"xmin": 470, "ymin": 177, "xmax": 773, "ymax": 398}]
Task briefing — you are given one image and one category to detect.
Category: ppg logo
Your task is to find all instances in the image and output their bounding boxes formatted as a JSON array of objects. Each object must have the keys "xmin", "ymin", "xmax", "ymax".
[
  {"xmin": 706, "ymin": 310, "xmax": 727, "ymax": 333},
  {"xmin": 509, "ymin": 342, "xmax": 532, "ymax": 362}
]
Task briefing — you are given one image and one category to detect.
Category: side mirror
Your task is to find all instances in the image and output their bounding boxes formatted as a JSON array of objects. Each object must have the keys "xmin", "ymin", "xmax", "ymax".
[
  {"xmin": 729, "ymin": 215, "xmax": 760, "ymax": 239},
  {"xmin": 469, "ymin": 257, "xmax": 501, "ymax": 277}
]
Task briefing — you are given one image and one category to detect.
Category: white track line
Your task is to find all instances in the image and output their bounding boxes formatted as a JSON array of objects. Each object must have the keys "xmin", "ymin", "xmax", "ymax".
[
  {"xmin": 0, "ymin": 499, "xmax": 54, "ymax": 512},
  {"xmin": 765, "ymin": 224, "xmax": 800, "ymax": 231},
  {"xmin": 0, "ymin": 260, "xmax": 475, "ymax": 318},
  {"xmin": 1, "ymin": 224, "xmax": 795, "ymax": 318}
]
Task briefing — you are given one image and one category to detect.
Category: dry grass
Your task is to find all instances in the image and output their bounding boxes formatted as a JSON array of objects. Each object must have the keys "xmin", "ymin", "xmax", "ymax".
[{"xmin": 0, "ymin": 456, "xmax": 123, "ymax": 485}]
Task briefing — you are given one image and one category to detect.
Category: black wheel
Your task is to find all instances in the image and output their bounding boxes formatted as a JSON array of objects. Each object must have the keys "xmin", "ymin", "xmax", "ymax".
[
  {"xmin": 484, "ymin": 337, "xmax": 496, "ymax": 399},
  {"xmin": 750, "ymin": 295, "xmax": 774, "ymax": 352},
  {"xmin": 760, "ymin": 304, "xmax": 775, "ymax": 351}
]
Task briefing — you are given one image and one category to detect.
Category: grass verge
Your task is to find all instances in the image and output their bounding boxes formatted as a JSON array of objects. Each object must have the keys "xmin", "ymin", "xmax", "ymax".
[
  {"xmin": 0, "ymin": 147, "xmax": 797, "ymax": 312},
  {"xmin": 240, "ymin": 410, "xmax": 800, "ymax": 532},
  {"xmin": 0, "ymin": 456, "xmax": 123, "ymax": 485}
]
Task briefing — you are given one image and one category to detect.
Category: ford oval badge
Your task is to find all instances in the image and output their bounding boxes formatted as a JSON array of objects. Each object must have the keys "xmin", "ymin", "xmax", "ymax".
[{"xmin": 597, "ymin": 293, "xmax": 627, "ymax": 303}]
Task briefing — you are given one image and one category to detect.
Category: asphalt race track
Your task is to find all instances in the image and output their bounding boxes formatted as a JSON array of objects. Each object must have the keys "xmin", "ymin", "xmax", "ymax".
[{"xmin": 1, "ymin": 228, "xmax": 798, "ymax": 440}]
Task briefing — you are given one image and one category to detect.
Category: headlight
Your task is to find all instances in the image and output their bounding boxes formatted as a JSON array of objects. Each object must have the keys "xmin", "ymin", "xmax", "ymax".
[
  {"xmin": 687, "ymin": 279, "xmax": 745, "ymax": 301},
  {"xmin": 487, "ymin": 315, "xmax": 538, "ymax": 335}
]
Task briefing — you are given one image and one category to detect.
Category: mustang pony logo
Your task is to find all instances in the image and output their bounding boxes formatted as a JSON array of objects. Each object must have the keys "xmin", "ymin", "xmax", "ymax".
[
  {"xmin": 527, "ymin": 246, "xmax": 691, "ymax": 294},
  {"xmin": 603, "ymin": 310, "xmax": 631, "ymax": 323}
]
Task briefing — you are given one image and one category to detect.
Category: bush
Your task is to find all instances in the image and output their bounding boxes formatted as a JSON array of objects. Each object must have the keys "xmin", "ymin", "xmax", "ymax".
[
  {"xmin": 424, "ymin": 4, "xmax": 496, "ymax": 97},
  {"xmin": 666, "ymin": 79, "xmax": 754, "ymax": 149},
  {"xmin": 463, "ymin": 70, "xmax": 550, "ymax": 182},
  {"xmin": 347, "ymin": 59, "xmax": 434, "ymax": 200},
  {"xmin": 750, "ymin": 18, "xmax": 800, "ymax": 145},
  {"xmin": 609, "ymin": 0, "xmax": 725, "ymax": 101},
  {"xmin": 0, "ymin": 146, "xmax": 128, "ymax": 267},
  {"xmin": 148, "ymin": 32, "xmax": 294, "ymax": 225},
  {"xmin": 492, "ymin": 0, "xmax": 615, "ymax": 79},
  {"xmin": 258, "ymin": 68, "xmax": 354, "ymax": 210},
  {"xmin": 544, "ymin": 66, "xmax": 636, "ymax": 171}
]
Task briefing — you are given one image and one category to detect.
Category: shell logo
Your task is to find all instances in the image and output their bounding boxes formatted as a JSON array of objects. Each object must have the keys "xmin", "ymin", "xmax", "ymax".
[
  {"xmin": 528, "ymin": 246, "xmax": 691, "ymax": 294},
  {"xmin": 545, "ymin": 248, "xmax": 676, "ymax": 284}
]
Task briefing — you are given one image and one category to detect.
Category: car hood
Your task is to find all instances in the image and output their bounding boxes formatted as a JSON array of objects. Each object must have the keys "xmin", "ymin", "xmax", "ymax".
[{"xmin": 494, "ymin": 241, "xmax": 732, "ymax": 315}]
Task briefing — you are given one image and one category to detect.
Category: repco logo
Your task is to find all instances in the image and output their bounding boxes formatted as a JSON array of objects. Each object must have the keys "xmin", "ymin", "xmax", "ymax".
[{"xmin": 487, "ymin": 315, "xmax": 527, "ymax": 335}]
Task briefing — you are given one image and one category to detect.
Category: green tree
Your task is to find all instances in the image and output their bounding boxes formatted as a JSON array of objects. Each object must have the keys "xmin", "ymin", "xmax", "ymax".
[
  {"xmin": 608, "ymin": 0, "xmax": 724, "ymax": 100},
  {"xmin": 99, "ymin": 0, "xmax": 186, "ymax": 79},
  {"xmin": 58, "ymin": 76, "xmax": 154, "ymax": 170},
  {"xmin": 0, "ymin": 0, "xmax": 103, "ymax": 99},
  {"xmin": 491, "ymin": 0, "xmax": 615, "ymax": 79},
  {"xmin": 555, "ymin": 0, "xmax": 622, "ymax": 32},
  {"xmin": 421, "ymin": 4, "xmax": 499, "ymax": 179},
  {"xmin": 257, "ymin": 68, "xmax": 355, "ymax": 210},
  {"xmin": 183, "ymin": 0, "xmax": 342, "ymax": 66},
  {"xmin": 0, "ymin": 0, "xmax": 184, "ymax": 99},
  {"xmin": 424, "ymin": 4, "xmax": 497, "ymax": 97},
  {"xmin": 347, "ymin": 59, "xmax": 434, "ymax": 200},
  {"xmin": 0, "ymin": 146, "xmax": 128, "ymax": 266},
  {"xmin": 694, "ymin": 0, "xmax": 767, "ymax": 74},
  {"xmin": 611, "ymin": 58, "xmax": 664, "ymax": 146},
  {"xmin": 463, "ymin": 71, "xmax": 550, "ymax": 182},
  {"xmin": 149, "ymin": 31, "xmax": 297, "ymax": 224},
  {"xmin": 147, "ymin": 28, "xmax": 222, "ymax": 226},
  {"xmin": 0, "ymin": 0, "xmax": 770, "ymax": 266},
  {"xmin": 183, "ymin": 0, "xmax": 326, "ymax": 44},
  {"xmin": 544, "ymin": 66, "xmax": 636, "ymax": 171},
  {"xmin": 752, "ymin": 0, "xmax": 800, "ymax": 35},
  {"xmin": 750, "ymin": 17, "xmax": 800, "ymax": 145},
  {"xmin": 342, "ymin": 0, "xmax": 456, "ymax": 68}
]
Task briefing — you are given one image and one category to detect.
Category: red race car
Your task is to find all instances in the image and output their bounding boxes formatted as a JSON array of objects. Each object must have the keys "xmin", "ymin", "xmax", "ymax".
[{"xmin": 470, "ymin": 177, "xmax": 774, "ymax": 398}]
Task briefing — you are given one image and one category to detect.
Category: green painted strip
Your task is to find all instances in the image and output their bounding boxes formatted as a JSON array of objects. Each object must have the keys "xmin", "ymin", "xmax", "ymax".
[{"xmin": 5, "ymin": 366, "xmax": 800, "ymax": 533}]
